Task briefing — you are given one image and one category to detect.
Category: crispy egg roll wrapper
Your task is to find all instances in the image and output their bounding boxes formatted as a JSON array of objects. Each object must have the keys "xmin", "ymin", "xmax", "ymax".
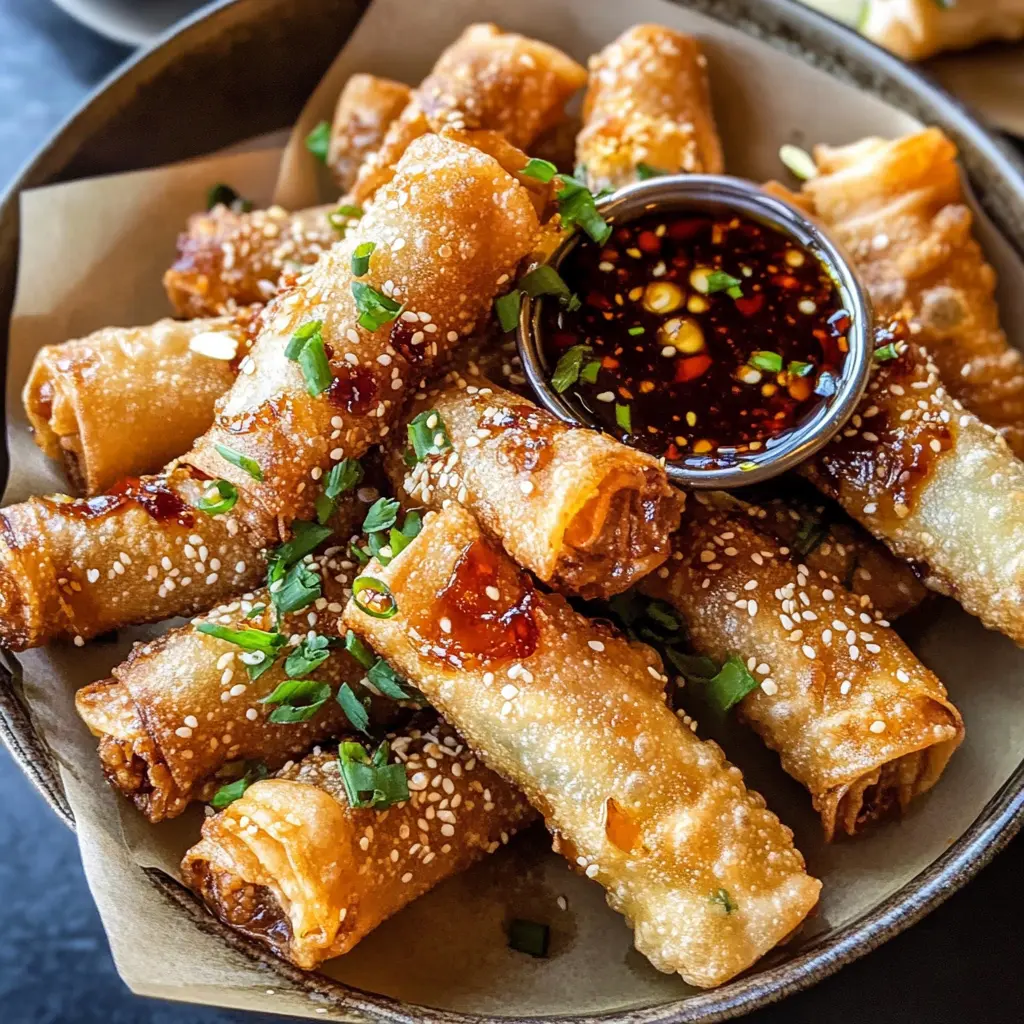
[
  {"xmin": 182, "ymin": 718, "xmax": 535, "ymax": 970},
  {"xmin": 75, "ymin": 549, "xmax": 379, "ymax": 822},
  {"xmin": 164, "ymin": 203, "xmax": 337, "ymax": 319},
  {"xmin": 344, "ymin": 505, "xmax": 821, "ymax": 989},
  {"xmin": 384, "ymin": 376, "xmax": 682, "ymax": 599},
  {"xmin": 23, "ymin": 316, "xmax": 252, "ymax": 495},
  {"xmin": 800, "ymin": 129, "xmax": 1024, "ymax": 456},
  {"xmin": 859, "ymin": 0, "xmax": 1024, "ymax": 60},
  {"xmin": 349, "ymin": 23, "xmax": 585, "ymax": 204},
  {"xmin": 0, "ymin": 136, "xmax": 539, "ymax": 651},
  {"xmin": 327, "ymin": 73, "xmax": 412, "ymax": 193},
  {"xmin": 577, "ymin": 25, "xmax": 723, "ymax": 194},
  {"xmin": 187, "ymin": 134, "xmax": 539, "ymax": 537},
  {"xmin": 641, "ymin": 498, "xmax": 963, "ymax": 840},
  {"xmin": 800, "ymin": 328, "xmax": 1024, "ymax": 647}
]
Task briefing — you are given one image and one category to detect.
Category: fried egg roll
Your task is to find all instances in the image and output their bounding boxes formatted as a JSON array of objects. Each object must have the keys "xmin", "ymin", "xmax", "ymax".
[
  {"xmin": 349, "ymin": 23, "xmax": 586, "ymax": 204},
  {"xmin": 800, "ymin": 129, "xmax": 1024, "ymax": 456},
  {"xmin": 801, "ymin": 325, "xmax": 1024, "ymax": 647},
  {"xmin": 384, "ymin": 376, "xmax": 682, "ymax": 599},
  {"xmin": 327, "ymin": 73, "xmax": 412, "ymax": 193},
  {"xmin": 182, "ymin": 718, "xmax": 535, "ymax": 970},
  {"xmin": 0, "ymin": 136, "xmax": 538, "ymax": 650},
  {"xmin": 343, "ymin": 505, "xmax": 821, "ymax": 988},
  {"xmin": 641, "ymin": 498, "xmax": 963, "ymax": 840},
  {"xmin": 577, "ymin": 25, "xmax": 724, "ymax": 194},
  {"xmin": 23, "ymin": 315, "xmax": 252, "ymax": 495},
  {"xmin": 76, "ymin": 551, "xmax": 376, "ymax": 822}
]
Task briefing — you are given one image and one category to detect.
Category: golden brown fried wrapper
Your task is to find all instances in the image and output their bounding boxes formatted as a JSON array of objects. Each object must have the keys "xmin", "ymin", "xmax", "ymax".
[
  {"xmin": 182, "ymin": 718, "xmax": 535, "ymax": 970},
  {"xmin": 577, "ymin": 25, "xmax": 723, "ymax": 193},
  {"xmin": 641, "ymin": 497, "xmax": 963, "ymax": 840},
  {"xmin": 801, "ymin": 129, "xmax": 1024, "ymax": 456},
  {"xmin": 384, "ymin": 374, "xmax": 682, "ymax": 599},
  {"xmin": 344, "ymin": 505, "xmax": 821, "ymax": 989}
]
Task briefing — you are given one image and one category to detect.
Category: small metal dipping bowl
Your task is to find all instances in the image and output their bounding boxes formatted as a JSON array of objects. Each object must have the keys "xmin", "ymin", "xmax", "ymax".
[{"xmin": 516, "ymin": 174, "xmax": 873, "ymax": 489}]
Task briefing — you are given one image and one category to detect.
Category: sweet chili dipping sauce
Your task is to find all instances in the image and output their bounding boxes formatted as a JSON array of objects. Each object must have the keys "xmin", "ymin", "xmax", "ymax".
[{"xmin": 540, "ymin": 209, "xmax": 849, "ymax": 469}]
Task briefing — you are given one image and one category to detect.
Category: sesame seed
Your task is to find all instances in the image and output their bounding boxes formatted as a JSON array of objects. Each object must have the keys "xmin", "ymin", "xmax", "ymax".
[
  {"xmin": 588, "ymin": 640, "xmax": 605, "ymax": 652},
  {"xmin": 869, "ymin": 720, "xmax": 886, "ymax": 733}
]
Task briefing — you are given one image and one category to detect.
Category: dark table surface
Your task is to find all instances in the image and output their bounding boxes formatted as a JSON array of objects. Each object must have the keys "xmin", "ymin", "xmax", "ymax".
[{"xmin": 1, "ymin": 1, "xmax": 1022, "ymax": 1021}]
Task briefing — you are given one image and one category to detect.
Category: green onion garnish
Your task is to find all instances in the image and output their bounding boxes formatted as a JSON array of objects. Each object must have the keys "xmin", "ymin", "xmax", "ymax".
[
  {"xmin": 551, "ymin": 344, "xmax": 592, "ymax": 393},
  {"xmin": 874, "ymin": 343, "xmax": 899, "ymax": 362},
  {"xmin": 284, "ymin": 633, "xmax": 333, "ymax": 679},
  {"xmin": 196, "ymin": 479, "xmax": 238, "ymax": 516},
  {"xmin": 351, "ymin": 281, "xmax": 402, "ymax": 332},
  {"xmin": 338, "ymin": 739, "xmax": 409, "ymax": 809},
  {"xmin": 351, "ymin": 241, "xmax": 376, "ymax": 277},
  {"xmin": 407, "ymin": 410, "xmax": 452, "ymax": 462},
  {"xmin": 778, "ymin": 144, "xmax": 817, "ymax": 182},
  {"xmin": 352, "ymin": 576, "xmax": 398, "ymax": 619},
  {"xmin": 305, "ymin": 120, "xmax": 331, "ymax": 163},
  {"xmin": 615, "ymin": 403, "xmax": 633, "ymax": 434},
  {"xmin": 317, "ymin": 458, "xmax": 364, "ymax": 524},
  {"xmin": 214, "ymin": 444, "xmax": 263, "ymax": 481},
  {"xmin": 710, "ymin": 888, "xmax": 737, "ymax": 914},
  {"xmin": 297, "ymin": 334, "xmax": 332, "ymax": 396},
  {"xmin": 665, "ymin": 649, "xmax": 719, "ymax": 681},
  {"xmin": 706, "ymin": 270, "xmax": 743, "ymax": 297},
  {"xmin": 580, "ymin": 360, "xmax": 601, "ymax": 385},
  {"xmin": 195, "ymin": 622, "xmax": 286, "ymax": 656},
  {"xmin": 508, "ymin": 919, "xmax": 550, "ymax": 958},
  {"xmin": 554, "ymin": 174, "xmax": 612, "ymax": 245},
  {"xmin": 336, "ymin": 683, "xmax": 372, "ymax": 736},
  {"xmin": 521, "ymin": 158, "xmax": 558, "ymax": 183},
  {"xmin": 210, "ymin": 761, "xmax": 268, "ymax": 810},
  {"xmin": 788, "ymin": 360, "xmax": 814, "ymax": 377},
  {"xmin": 366, "ymin": 658, "xmax": 414, "ymax": 701},
  {"xmin": 284, "ymin": 319, "xmax": 323, "ymax": 360},
  {"xmin": 388, "ymin": 510, "xmax": 422, "ymax": 559},
  {"xmin": 519, "ymin": 265, "xmax": 572, "ymax": 303},
  {"xmin": 344, "ymin": 630, "xmax": 377, "ymax": 670},
  {"xmin": 272, "ymin": 561, "xmax": 322, "ymax": 618},
  {"xmin": 329, "ymin": 204, "xmax": 364, "ymax": 234},
  {"xmin": 362, "ymin": 496, "xmax": 400, "ymax": 534},
  {"xmin": 627, "ymin": 326, "xmax": 645, "ymax": 336},
  {"xmin": 749, "ymin": 351, "xmax": 783, "ymax": 374},
  {"xmin": 259, "ymin": 678, "xmax": 331, "ymax": 724},
  {"xmin": 703, "ymin": 655, "xmax": 760, "ymax": 713},
  {"xmin": 269, "ymin": 520, "xmax": 332, "ymax": 577},
  {"xmin": 495, "ymin": 289, "xmax": 523, "ymax": 333}
]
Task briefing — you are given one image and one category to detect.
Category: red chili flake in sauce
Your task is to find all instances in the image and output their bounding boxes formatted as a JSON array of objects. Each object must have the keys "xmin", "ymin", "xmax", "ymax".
[
  {"xmin": 44, "ymin": 477, "xmax": 194, "ymax": 527},
  {"xmin": 418, "ymin": 537, "xmax": 538, "ymax": 668},
  {"xmin": 327, "ymin": 366, "xmax": 378, "ymax": 415},
  {"xmin": 539, "ymin": 211, "xmax": 848, "ymax": 469},
  {"xmin": 389, "ymin": 319, "xmax": 430, "ymax": 363}
]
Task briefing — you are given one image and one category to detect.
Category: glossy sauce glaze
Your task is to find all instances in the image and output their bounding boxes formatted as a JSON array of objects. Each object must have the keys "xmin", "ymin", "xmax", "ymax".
[
  {"xmin": 41, "ymin": 476, "xmax": 195, "ymax": 527},
  {"xmin": 417, "ymin": 537, "xmax": 538, "ymax": 669},
  {"xmin": 540, "ymin": 210, "xmax": 848, "ymax": 469},
  {"xmin": 490, "ymin": 403, "xmax": 561, "ymax": 474}
]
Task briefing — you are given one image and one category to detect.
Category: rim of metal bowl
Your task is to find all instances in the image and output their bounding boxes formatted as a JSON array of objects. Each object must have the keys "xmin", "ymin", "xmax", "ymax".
[{"xmin": 516, "ymin": 174, "xmax": 873, "ymax": 488}]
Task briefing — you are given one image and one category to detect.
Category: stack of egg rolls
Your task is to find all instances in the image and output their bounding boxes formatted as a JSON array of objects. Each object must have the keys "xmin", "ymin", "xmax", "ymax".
[
  {"xmin": 343, "ymin": 504, "xmax": 821, "ymax": 988},
  {"xmin": 0, "ymin": 134, "xmax": 539, "ymax": 649}
]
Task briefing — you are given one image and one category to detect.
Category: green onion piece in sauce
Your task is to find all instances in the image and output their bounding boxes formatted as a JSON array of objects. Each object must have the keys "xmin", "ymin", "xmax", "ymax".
[
  {"xmin": 627, "ymin": 325, "xmax": 645, "ymax": 336},
  {"xmin": 551, "ymin": 344, "xmax": 592, "ymax": 393},
  {"xmin": 284, "ymin": 319, "xmax": 323, "ymax": 360},
  {"xmin": 705, "ymin": 269, "xmax": 743, "ymax": 297},
  {"xmin": 749, "ymin": 351, "xmax": 783, "ymax": 374},
  {"xmin": 554, "ymin": 174, "xmax": 612, "ymax": 245},
  {"xmin": 214, "ymin": 443, "xmax": 263, "ymax": 481},
  {"xmin": 352, "ymin": 576, "xmax": 398, "ymax": 619},
  {"xmin": 788, "ymin": 360, "xmax": 814, "ymax": 377},
  {"xmin": 615, "ymin": 403, "xmax": 633, "ymax": 434},
  {"xmin": 580, "ymin": 359, "xmax": 601, "ymax": 385},
  {"xmin": 196, "ymin": 479, "xmax": 238, "ymax": 516},
  {"xmin": 874, "ymin": 343, "xmax": 900, "ymax": 362},
  {"xmin": 521, "ymin": 158, "xmax": 558, "ymax": 182}
]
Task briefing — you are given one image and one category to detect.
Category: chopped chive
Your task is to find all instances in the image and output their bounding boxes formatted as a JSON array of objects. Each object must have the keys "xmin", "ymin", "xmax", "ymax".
[
  {"xmin": 196, "ymin": 479, "xmax": 238, "ymax": 516},
  {"xmin": 284, "ymin": 633, "xmax": 332, "ymax": 678},
  {"xmin": 210, "ymin": 761, "xmax": 268, "ymax": 810},
  {"xmin": 272, "ymin": 561, "xmax": 322, "ymax": 618},
  {"xmin": 338, "ymin": 740, "xmax": 409, "ymax": 809},
  {"xmin": 554, "ymin": 174, "xmax": 612, "ymax": 245},
  {"xmin": 407, "ymin": 410, "xmax": 452, "ymax": 462},
  {"xmin": 351, "ymin": 241, "xmax": 376, "ymax": 277},
  {"xmin": 702, "ymin": 655, "xmax": 760, "ymax": 713},
  {"xmin": 508, "ymin": 919, "xmax": 550, "ymax": 958},
  {"xmin": 706, "ymin": 270, "xmax": 743, "ymax": 296},
  {"xmin": 778, "ymin": 143, "xmax": 818, "ymax": 181},
  {"xmin": 351, "ymin": 280, "xmax": 402, "ymax": 332},
  {"xmin": 336, "ymin": 683, "xmax": 372, "ymax": 736},
  {"xmin": 362, "ymin": 496, "xmax": 400, "ymax": 534},
  {"xmin": 580, "ymin": 359, "xmax": 601, "ymax": 385},
  {"xmin": 551, "ymin": 344, "xmax": 592, "ymax": 393},
  {"xmin": 352, "ymin": 576, "xmax": 398, "ymax": 619},
  {"xmin": 269, "ymin": 521, "xmax": 333, "ymax": 575},
  {"xmin": 615, "ymin": 403, "xmax": 633, "ymax": 434},
  {"xmin": 325, "ymin": 458, "xmax": 363, "ymax": 498},
  {"xmin": 214, "ymin": 443, "xmax": 263, "ymax": 481},
  {"xmin": 521, "ymin": 158, "xmax": 558, "ymax": 183},
  {"xmin": 284, "ymin": 319, "xmax": 324, "ymax": 360},
  {"xmin": 329, "ymin": 204, "xmax": 363, "ymax": 234},
  {"xmin": 344, "ymin": 629, "xmax": 377, "ymax": 670},
  {"xmin": 627, "ymin": 326, "xmax": 645, "ymax": 336},
  {"xmin": 366, "ymin": 658, "xmax": 414, "ymax": 701},
  {"xmin": 788, "ymin": 360, "xmax": 814, "ymax": 377},
  {"xmin": 749, "ymin": 351, "xmax": 783, "ymax": 374},
  {"xmin": 297, "ymin": 335, "xmax": 332, "ymax": 396},
  {"xmin": 195, "ymin": 622, "xmax": 286, "ymax": 656},
  {"xmin": 874, "ymin": 343, "xmax": 899, "ymax": 362},
  {"xmin": 519, "ymin": 265, "xmax": 572, "ymax": 303},
  {"xmin": 305, "ymin": 120, "xmax": 331, "ymax": 163},
  {"xmin": 260, "ymin": 678, "xmax": 331, "ymax": 724},
  {"xmin": 495, "ymin": 289, "xmax": 523, "ymax": 333},
  {"xmin": 388, "ymin": 510, "xmax": 422, "ymax": 559}
]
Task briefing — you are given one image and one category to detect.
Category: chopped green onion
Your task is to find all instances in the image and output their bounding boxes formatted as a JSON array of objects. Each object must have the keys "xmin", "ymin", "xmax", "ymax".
[
  {"xmin": 351, "ymin": 241, "xmax": 376, "ymax": 277},
  {"xmin": 627, "ymin": 326, "xmax": 645, "ymax": 336},
  {"xmin": 566, "ymin": 292, "xmax": 582, "ymax": 312},
  {"xmin": 646, "ymin": 600, "xmax": 683, "ymax": 633},
  {"xmin": 243, "ymin": 603, "xmax": 266, "ymax": 620},
  {"xmin": 362, "ymin": 496, "xmax": 400, "ymax": 534},
  {"xmin": 338, "ymin": 740, "xmax": 409, "ymax": 809},
  {"xmin": 665, "ymin": 649, "xmax": 718, "ymax": 681},
  {"xmin": 284, "ymin": 319, "xmax": 323, "ymax": 360},
  {"xmin": 214, "ymin": 443, "xmax": 263, "ymax": 481},
  {"xmin": 272, "ymin": 562, "xmax": 322, "ymax": 618},
  {"xmin": 706, "ymin": 270, "xmax": 743, "ymax": 296},
  {"xmin": 329, "ymin": 204, "xmax": 363, "ymax": 234},
  {"xmin": 520, "ymin": 265, "xmax": 572, "ymax": 303},
  {"xmin": 580, "ymin": 359, "xmax": 601, "ymax": 384},
  {"xmin": 284, "ymin": 634, "xmax": 332, "ymax": 678},
  {"xmin": 336, "ymin": 683, "xmax": 372, "ymax": 735},
  {"xmin": 210, "ymin": 761, "xmax": 268, "ymax": 810},
  {"xmin": 366, "ymin": 658, "xmax": 414, "ymax": 701},
  {"xmin": 351, "ymin": 281, "xmax": 402, "ymax": 332},
  {"xmin": 554, "ymin": 174, "xmax": 612, "ymax": 245},
  {"xmin": 196, "ymin": 479, "xmax": 238, "ymax": 516},
  {"xmin": 260, "ymin": 678, "xmax": 331, "ymax": 724},
  {"xmin": 788, "ymin": 360, "xmax": 814, "ymax": 377},
  {"xmin": 325, "ymin": 458, "xmax": 363, "ymax": 498},
  {"xmin": 615, "ymin": 403, "xmax": 633, "ymax": 434},
  {"xmin": 352, "ymin": 576, "xmax": 398, "ymax": 619},
  {"xmin": 778, "ymin": 144, "xmax": 818, "ymax": 182},
  {"xmin": 344, "ymin": 629, "xmax": 377, "ymax": 670},
  {"xmin": 314, "ymin": 492, "xmax": 334, "ymax": 526},
  {"xmin": 635, "ymin": 163, "xmax": 667, "ymax": 181},
  {"xmin": 702, "ymin": 655, "xmax": 760, "ymax": 713},
  {"xmin": 195, "ymin": 622, "xmax": 286, "ymax": 657},
  {"xmin": 874, "ymin": 343, "xmax": 899, "ymax": 362},
  {"xmin": 245, "ymin": 651, "xmax": 278, "ymax": 683},
  {"xmin": 508, "ymin": 919, "xmax": 550, "ymax": 958},
  {"xmin": 749, "ymin": 351, "xmax": 783, "ymax": 374},
  {"xmin": 388, "ymin": 510, "xmax": 422, "ymax": 559},
  {"xmin": 551, "ymin": 344, "xmax": 592, "ymax": 393},
  {"xmin": 206, "ymin": 183, "xmax": 252, "ymax": 213},
  {"xmin": 521, "ymin": 157, "xmax": 558, "ymax": 182},
  {"xmin": 710, "ymin": 888, "xmax": 737, "ymax": 914},
  {"xmin": 495, "ymin": 289, "xmax": 523, "ymax": 333},
  {"xmin": 793, "ymin": 513, "xmax": 829, "ymax": 559},
  {"xmin": 349, "ymin": 541, "xmax": 370, "ymax": 566},
  {"xmin": 269, "ymin": 521, "xmax": 332, "ymax": 579},
  {"xmin": 407, "ymin": 409, "xmax": 452, "ymax": 462},
  {"xmin": 297, "ymin": 334, "xmax": 332, "ymax": 396},
  {"xmin": 305, "ymin": 120, "xmax": 331, "ymax": 163}
]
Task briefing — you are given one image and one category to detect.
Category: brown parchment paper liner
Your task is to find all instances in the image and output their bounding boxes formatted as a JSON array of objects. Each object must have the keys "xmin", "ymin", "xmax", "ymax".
[
  {"xmin": 5, "ymin": 0, "xmax": 1024, "ymax": 1018},
  {"xmin": 929, "ymin": 45, "xmax": 1024, "ymax": 139}
]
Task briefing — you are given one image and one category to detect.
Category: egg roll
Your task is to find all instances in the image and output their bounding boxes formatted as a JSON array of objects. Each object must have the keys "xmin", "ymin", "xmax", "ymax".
[
  {"xmin": 343, "ymin": 505, "xmax": 821, "ymax": 988},
  {"xmin": 641, "ymin": 497, "xmax": 963, "ymax": 840},
  {"xmin": 23, "ymin": 315, "xmax": 253, "ymax": 495},
  {"xmin": 800, "ymin": 323, "xmax": 1024, "ymax": 647},
  {"xmin": 182, "ymin": 717, "xmax": 535, "ymax": 970},
  {"xmin": 76, "ymin": 549, "xmax": 381, "ymax": 822},
  {"xmin": 859, "ymin": 0, "xmax": 1024, "ymax": 60},
  {"xmin": 800, "ymin": 129, "xmax": 1024, "ymax": 456},
  {"xmin": 383, "ymin": 375, "xmax": 682, "ymax": 599},
  {"xmin": 327, "ymin": 73, "xmax": 412, "ymax": 193},
  {"xmin": 576, "ymin": 25, "xmax": 723, "ymax": 194},
  {"xmin": 0, "ymin": 135, "xmax": 539, "ymax": 650},
  {"xmin": 349, "ymin": 23, "xmax": 586, "ymax": 203}
]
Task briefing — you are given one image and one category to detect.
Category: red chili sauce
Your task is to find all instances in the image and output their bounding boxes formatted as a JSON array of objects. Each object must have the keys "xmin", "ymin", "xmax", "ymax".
[
  {"xmin": 42, "ymin": 477, "xmax": 194, "ymax": 527},
  {"xmin": 540, "ymin": 210, "xmax": 849, "ymax": 469}
]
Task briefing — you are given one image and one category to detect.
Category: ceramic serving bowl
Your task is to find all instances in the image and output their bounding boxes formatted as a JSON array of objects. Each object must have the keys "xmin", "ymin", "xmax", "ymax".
[{"xmin": 2, "ymin": 0, "xmax": 1024, "ymax": 1021}]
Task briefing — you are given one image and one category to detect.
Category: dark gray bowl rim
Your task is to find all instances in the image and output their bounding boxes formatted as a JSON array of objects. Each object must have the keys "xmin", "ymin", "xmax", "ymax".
[{"xmin": 1, "ymin": 0, "xmax": 1023, "ymax": 1021}]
